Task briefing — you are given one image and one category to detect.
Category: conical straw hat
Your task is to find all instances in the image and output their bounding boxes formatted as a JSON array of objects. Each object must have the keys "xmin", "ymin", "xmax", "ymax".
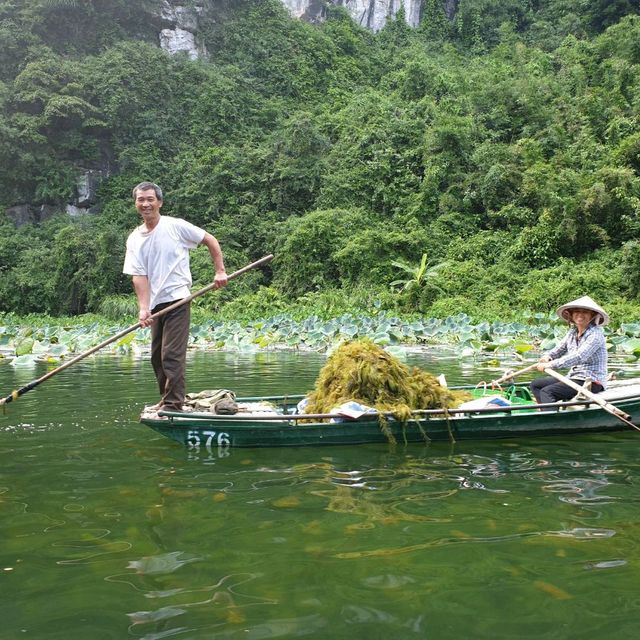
[{"xmin": 556, "ymin": 295, "xmax": 609, "ymax": 326}]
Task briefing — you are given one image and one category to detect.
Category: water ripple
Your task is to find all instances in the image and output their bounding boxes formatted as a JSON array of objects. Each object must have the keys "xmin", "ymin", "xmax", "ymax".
[
  {"xmin": 127, "ymin": 551, "xmax": 201, "ymax": 576},
  {"xmin": 584, "ymin": 559, "xmax": 628, "ymax": 570},
  {"xmin": 128, "ymin": 605, "xmax": 186, "ymax": 626},
  {"xmin": 334, "ymin": 527, "xmax": 616, "ymax": 558},
  {"xmin": 542, "ymin": 478, "xmax": 618, "ymax": 504}
]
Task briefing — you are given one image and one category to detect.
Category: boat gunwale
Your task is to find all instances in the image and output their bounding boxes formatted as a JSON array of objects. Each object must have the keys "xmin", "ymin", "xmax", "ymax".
[{"xmin": 152, "ymin": 392, "xmax": 640, "ymax": 424}]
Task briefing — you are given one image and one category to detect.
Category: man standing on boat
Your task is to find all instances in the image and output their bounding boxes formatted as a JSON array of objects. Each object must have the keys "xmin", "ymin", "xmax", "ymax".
[
  {"xmin": 531, "ymin": 296, "xmax": 608, "ymax": 406},
  {"xmin": 123, "ymin": 181, "xmax": 228, "ymax": 412}
]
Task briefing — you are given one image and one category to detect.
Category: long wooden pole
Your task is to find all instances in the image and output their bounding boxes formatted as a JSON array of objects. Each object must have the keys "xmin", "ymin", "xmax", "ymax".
[
  {"xmin": 544, "ymin": 367, "xmax": 640, "ymax": 431},
  {"xmin": 489, "ymin": 363, "xmax": 539, "ymax": 386},
  {"xmin": 0, "ymin": 254, "xmax": 274, "ymax": 407}
]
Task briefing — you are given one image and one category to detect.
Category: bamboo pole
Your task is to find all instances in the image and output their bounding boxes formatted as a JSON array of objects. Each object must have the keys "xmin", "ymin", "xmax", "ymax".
[
  {"xmin": 1, "ymin": 255, "xmax": 274, "ymax": 407},
  {"xmin": 489, "ymin": 363, "xmax": 539, "ymax": 386}
]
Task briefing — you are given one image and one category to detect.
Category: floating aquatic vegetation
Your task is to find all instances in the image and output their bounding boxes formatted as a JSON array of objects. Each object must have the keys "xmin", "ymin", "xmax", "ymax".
[
  {"xmin": 15, "ymin": 338, "xmax": 34, "ymax": 356},
  {"xmin": 1, "ymin": 311, "xmax": 639, "ymax": 359},
  {"xmin": 304, "ymin": 339, "xmax": 472, "ymax": 442},
  {"xmin": 10, "ymin": 354, "xmax": 39, "ymax": 367}
]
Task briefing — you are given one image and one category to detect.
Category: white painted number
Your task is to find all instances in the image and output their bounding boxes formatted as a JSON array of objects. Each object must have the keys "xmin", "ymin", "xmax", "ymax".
[{"xmin": 186, "ymin": 430, "xmax": 231, "ymax": 453}]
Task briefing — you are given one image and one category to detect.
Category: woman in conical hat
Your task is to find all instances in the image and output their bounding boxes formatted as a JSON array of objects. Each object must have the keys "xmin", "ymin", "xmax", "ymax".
[{"xmin": 530, "ymin": 296, "xmax": 608, "ymax": 407}]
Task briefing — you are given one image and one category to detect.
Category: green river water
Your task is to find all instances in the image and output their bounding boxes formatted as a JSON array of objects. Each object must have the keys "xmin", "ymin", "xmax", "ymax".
[{"xmin": 1, "ymin": 350, "xmax": 639, "ymax": 639}]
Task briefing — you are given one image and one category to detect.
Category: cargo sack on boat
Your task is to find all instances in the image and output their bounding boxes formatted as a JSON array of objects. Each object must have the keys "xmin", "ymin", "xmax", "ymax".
[
  {"xmin": 304, "ymin": 339, "xmax": 472, "ymax": 441},
  {"xmin": 214, "ymin": 397, "xmax": 239, "ymax": 415},
  {"xmin": 185, "ymin": 389, "xmax": 237, "ymax": 413}
]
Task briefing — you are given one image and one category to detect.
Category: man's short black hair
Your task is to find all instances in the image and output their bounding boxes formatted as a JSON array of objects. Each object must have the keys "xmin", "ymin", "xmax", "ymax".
[{"xmin": 132, "ymin": 182, "xmax": 163, "ymax": 200}]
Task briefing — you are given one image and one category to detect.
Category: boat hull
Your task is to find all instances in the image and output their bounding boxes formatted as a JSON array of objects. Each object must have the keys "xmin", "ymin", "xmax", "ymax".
[{"xmin": 140, "ymin": 394, "xmax": 640, "ymax": 449}]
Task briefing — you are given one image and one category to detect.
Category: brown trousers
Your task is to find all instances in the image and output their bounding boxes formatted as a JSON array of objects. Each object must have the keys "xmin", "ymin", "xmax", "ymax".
[{"xmin": 150, "ymin": 300, "xmax": 190, "ymax": 410}]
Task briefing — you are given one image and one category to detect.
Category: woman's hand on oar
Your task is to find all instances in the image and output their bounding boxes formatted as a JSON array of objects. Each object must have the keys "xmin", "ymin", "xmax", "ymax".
[{"xmin": 489, "ymin": 363, "xmax": 539, "ymax": 386}]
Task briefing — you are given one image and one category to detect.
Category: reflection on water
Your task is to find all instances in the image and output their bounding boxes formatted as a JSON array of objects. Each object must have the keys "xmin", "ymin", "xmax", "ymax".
[{"xmin": 1, "ymin": 350, "xmax": 640, "ymax": 639}]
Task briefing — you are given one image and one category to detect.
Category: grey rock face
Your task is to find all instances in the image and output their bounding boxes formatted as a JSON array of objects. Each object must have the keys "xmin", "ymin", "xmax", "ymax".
[
  {"xmin": 66, "ymin": 205, "xmax": 86, "ymax": 217},
  {"xmin": 159, "ymin": 1, "xmax": 207, "ymax": 59},
  {"xmin": 5, "ymin": 204, "xmax": 36, "ymax": 227},
  {"xmin": 5, "ymin": 204, "xmax": 58, "ymax": 227},
  {"xmin": 284, "ymin": 0, "xmax": 327, "ymax": 21},
  {"xmin": 161, "ymin": 1, "xmax": 201, "ymax": 31},
  {"xmin": 159, "ymin": 27, "xmax": 200, "ymax": 59},
  {"xmin": 281, "ymin": 0, "xmax": 429, "ymax": 31},
  {"xmin": 76, "ymin": 170, "xmax": 105, "ymax": 208}
]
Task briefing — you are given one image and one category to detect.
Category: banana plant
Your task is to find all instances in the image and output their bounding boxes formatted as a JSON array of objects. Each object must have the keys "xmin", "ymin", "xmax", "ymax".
[{"xmin": 390, "ymin": 253, "xmax": 446, "ymax": 296}]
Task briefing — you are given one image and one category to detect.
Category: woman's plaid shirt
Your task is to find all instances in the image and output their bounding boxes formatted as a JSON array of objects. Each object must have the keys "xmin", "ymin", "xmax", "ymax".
[{"xmin": 547, "ymin": 323, "xmax": 608, "ymax": 388}]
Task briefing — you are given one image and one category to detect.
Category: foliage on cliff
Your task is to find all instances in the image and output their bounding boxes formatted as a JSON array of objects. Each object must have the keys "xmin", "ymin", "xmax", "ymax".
[{"xmin": 0, "ymin": 0, "xmax": 639, "ymax": 320}]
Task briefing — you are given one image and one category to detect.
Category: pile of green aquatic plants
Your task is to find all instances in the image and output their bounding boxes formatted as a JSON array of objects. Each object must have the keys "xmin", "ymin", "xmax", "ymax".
[
  {"xmin": 4, "ymin": 311, "xmax": 640, "ymax": 367},
  {"xmin": 303, "ymin": 339, "xmax": 472, "ymax": 443}
]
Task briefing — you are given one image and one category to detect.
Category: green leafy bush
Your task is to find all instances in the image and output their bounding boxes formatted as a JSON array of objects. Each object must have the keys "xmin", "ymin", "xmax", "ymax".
[{"xmin": 1, "ymin": 1, "xmax": 640, "ymax": 323}]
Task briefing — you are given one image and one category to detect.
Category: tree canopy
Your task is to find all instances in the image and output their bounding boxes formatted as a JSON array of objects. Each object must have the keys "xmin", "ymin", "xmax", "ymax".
[{"xmin": 0, "ymin": 0, "xmax": 639, "ymax": 320}]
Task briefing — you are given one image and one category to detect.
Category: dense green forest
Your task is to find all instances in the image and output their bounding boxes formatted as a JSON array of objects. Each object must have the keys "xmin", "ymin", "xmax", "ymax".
[{"xmin": 0, "ymin": 0, "xmax": 639, "ymax": 323}]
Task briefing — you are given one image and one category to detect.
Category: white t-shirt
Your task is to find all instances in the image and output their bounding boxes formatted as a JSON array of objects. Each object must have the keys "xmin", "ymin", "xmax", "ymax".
[{"xmin": 123, "ymin": 215, "xmax": 205, "ymax": 310}]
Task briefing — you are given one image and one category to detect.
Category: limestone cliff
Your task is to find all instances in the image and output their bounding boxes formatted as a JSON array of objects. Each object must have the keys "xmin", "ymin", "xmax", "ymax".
[
  {"xmin": 281, "ymin": 0, "xmax": 459, "ymax": 32},
  {"xmin": 159, "ymin": 0, "xmax": 207, "ymax": 59},
  {"xmin": 156, "ymin": 1, "xmax": 459, "ymax": 59}
]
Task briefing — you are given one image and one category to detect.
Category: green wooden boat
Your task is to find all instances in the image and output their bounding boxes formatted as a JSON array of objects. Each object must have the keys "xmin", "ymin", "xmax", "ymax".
[{"xmin": 140, "ymin": 380, "xmax": 640, "ymax": 449}]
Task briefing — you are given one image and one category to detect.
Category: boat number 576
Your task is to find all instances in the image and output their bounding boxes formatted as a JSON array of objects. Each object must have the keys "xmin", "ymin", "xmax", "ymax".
[{"xmin": 186, "ymin": 430, "xmax": 231, "ymax": 449}]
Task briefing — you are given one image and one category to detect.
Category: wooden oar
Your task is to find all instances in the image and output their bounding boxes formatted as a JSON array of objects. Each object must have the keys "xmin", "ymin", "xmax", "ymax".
[
  {"xmin": 489, "ymin": 363, "xmax": 539, "ymax": 386},
  {"xmin": 0, "ymin": 254, "xmax": 274, "ymax": 407},
  {"xmin": 544, "ymin": 367, "xmax": 640, "ymax": 431}
]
